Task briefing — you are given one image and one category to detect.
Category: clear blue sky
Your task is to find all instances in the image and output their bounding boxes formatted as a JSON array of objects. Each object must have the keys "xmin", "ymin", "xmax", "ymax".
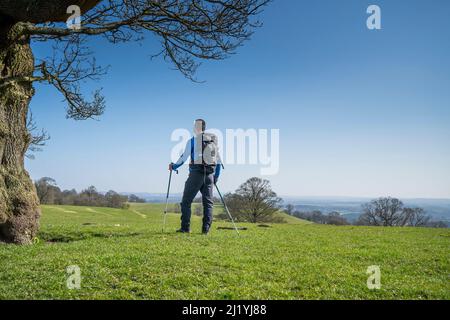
[{"xmin": 27, "ymin": 0, "xmax": 450, "ymax": 198}]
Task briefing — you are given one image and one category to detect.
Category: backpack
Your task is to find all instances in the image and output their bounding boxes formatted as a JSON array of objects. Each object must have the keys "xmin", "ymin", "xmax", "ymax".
[{"xmin": 190, "ymin": 133, "xmax": 218, "ymax": 166}]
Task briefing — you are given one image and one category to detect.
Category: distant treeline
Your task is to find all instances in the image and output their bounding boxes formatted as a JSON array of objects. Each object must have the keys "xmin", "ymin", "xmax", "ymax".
[
  {"xmin": 35, "ymin": 177, "xmax": 146, "ymax": 209},
  {"xmin": 285, "ymin": 197, "xmax": 448, "ymax": 228},
  {"xmin": 289, "ymin": 210, "xmax": 350, "ymax": 226}
]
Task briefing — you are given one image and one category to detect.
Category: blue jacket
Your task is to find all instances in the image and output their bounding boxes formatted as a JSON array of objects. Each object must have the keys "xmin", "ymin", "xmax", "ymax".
[{"xmin": 172, "ymin": 137, "xmax": 222, "ymax": 178}]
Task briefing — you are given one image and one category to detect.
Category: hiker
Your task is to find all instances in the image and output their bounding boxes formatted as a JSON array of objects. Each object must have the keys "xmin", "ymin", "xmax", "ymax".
[{"xmin": 169, "ymin": 119, "xmax": 222, "ymax": 234}]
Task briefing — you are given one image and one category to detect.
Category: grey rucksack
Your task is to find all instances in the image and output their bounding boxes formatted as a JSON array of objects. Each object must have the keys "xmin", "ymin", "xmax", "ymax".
[{"xmin": 191, "ymin": 133, "xmax": 218, "ymax": 166}]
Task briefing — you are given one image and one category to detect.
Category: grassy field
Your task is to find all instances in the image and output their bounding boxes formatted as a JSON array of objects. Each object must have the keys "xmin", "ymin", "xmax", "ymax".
[{"xmin": 0, "ymin": 203, "xmax": 449, "ymax": 300}]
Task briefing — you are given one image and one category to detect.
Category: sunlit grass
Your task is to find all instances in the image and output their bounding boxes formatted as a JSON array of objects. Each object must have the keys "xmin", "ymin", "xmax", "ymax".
[{"xmin": 0, "ymin": 203, "xmax": 448, "ymax": 299}]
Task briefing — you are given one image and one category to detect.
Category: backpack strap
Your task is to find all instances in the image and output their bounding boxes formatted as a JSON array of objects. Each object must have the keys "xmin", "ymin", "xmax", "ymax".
[{"xmin": 190, "ymin": 137, "xmax": 195, "ymax": 163}]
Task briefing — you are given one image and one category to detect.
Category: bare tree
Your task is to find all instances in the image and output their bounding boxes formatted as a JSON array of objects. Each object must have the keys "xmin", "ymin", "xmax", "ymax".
[
  {"xmin": 128, "ymin": 194, "xmax": 146, "ymax": 203},
  {"xmin": 0, "ymin": 0, "xmax": 269, "ymax": 243},
  {"xmin": 34, "ymin": 177, "xmax": 59, "ymax": 204},
  {"xmin": 284, "ymin": 204, "xmax": 295, "ymax": 215},
  {"xmin": 105, "ymin": 190, "xmax": 127, "ymax": 208},
  {"xmin": 358, "ymin": 197, "xmax": 404, "ymax": 226},
  {"xmin": 357, "ymin": 197, "xmax": 430, "ymax": 227},
  {"xmin": 224, "ymin": 177, "xmax": 282, "ymax": 223},
  {"xmin": 401, "ymin": 207, "xmax": 430, "ymax": 227},
  {"xmin": 326, "ymin": 211, "xmax": 349, "ymax": 226}
]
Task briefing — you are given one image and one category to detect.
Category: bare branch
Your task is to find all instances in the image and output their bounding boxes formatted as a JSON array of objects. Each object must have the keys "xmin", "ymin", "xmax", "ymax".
[
  {"xmin": 19, "ymin": 0, "xmax": 270, "ymax": 79},
  {"xmin": 0, "ymin": 0, "xmax": 101, "ymax": 23},
  {"xmin": 26, "ymin": 111, "xmax": 50, "ymax": 159},
  {"xmin": 2, "ymin": 0, "xmax": 269, "ymax": 119},
  {"xmin": 34, "ymin": 35, "xmax": 108, "ymax": 120}
]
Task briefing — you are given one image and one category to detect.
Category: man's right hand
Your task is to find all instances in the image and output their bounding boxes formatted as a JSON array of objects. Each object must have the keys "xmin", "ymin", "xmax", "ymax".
[{"xmin": 169, "ymin": 163, "xmax": 173, "ymax": 171}]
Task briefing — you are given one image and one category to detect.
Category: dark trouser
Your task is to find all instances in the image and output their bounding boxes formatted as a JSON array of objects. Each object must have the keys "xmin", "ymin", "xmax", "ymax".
[{"xmin": 180, "ymin": 170, "xmax": 214, "ymax": 232}]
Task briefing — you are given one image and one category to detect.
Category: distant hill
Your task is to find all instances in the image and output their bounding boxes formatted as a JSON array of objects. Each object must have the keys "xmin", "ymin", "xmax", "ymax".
[
  {"xmin": 119, "ymin": 193, "xmax": 450, "ymax": 225},
  {"xmin": 120, "ymin": 192, "xmax": 182, "ymax": 202},
  {"xmin": 282, "ymin": 197, "xmax": 450, "ymax": 224}
]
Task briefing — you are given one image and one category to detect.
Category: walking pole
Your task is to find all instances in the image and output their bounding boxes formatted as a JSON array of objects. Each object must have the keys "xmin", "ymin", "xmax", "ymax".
[
  {"xmin": 162, "ymin": 169, "xmax": 177, "ymax": 233},
  {"xmin": 214, "ymin": 183, "xmax": 240, "ymax": 235}
]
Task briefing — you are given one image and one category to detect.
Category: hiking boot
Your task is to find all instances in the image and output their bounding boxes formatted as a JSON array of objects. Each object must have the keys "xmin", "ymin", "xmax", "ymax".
[{"xmin": 176, "ymin": 229, "xmax": 191, "ymax": 234}]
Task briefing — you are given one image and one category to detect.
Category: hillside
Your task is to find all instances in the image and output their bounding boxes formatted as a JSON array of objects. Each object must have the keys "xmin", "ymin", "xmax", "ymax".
[
  {"xmin": 0, "ymin": 203, "xmax": 448, "ymax": 299},
  {"xmin": 283, "ymin": 197, "xmax": 450, "ymax": 224}
]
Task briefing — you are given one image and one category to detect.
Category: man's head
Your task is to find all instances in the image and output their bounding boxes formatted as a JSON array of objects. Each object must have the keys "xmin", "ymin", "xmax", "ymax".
[{"xmin": 194, "ymin": 119, "xmax": 206, "ymax": 135}]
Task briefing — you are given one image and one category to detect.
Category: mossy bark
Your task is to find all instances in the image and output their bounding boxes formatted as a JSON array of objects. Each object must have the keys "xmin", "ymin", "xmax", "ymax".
[{"xmin": 0, "ymin": 21, "xmax": 40, "ymax": 244}]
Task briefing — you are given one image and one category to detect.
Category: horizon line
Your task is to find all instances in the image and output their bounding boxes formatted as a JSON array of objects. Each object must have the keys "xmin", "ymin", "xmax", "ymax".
[{"xmin": 118, "ymin": 192, "xmax": 450, "ymax": 201}]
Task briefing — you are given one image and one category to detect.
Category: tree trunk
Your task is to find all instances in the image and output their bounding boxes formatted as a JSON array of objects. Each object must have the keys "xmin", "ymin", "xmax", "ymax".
[{"xmin": 0, "ymin": 20, "xmax": 40, "ymax": 244}]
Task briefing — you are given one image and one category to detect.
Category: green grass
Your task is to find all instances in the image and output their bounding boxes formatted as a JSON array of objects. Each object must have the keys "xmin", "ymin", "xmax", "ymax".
[{"xmin": 0, "ymin": 203, "xmax": 449, "ymax": 300}]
